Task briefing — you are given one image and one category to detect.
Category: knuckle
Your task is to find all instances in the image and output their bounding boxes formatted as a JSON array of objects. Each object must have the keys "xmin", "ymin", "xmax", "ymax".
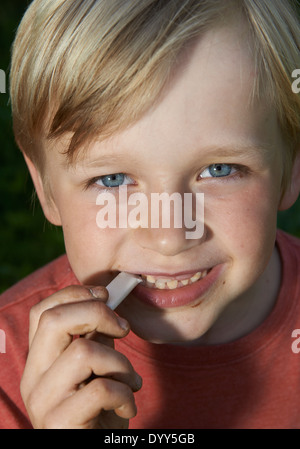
[
  {"xmin": 29, "ymin": 302, "xmax": 42, "ymax": 325},
  {"xmin": 29, "ymin": 284, "xmax": 93, "ymax": 325},
  {"xmin": 91, "ymin": 377, "xmax": 133, "ymax": 404},
  {"xmin": 92, "ymin": 377, "xmax": 114, "ymax": 398},
  {"xmin": 69, "ymin": 337, "xmax": 94, "ymax": 362},
  {"xmin": 38, "ymin": 307, "xmax": 61, "ymax": 331}
]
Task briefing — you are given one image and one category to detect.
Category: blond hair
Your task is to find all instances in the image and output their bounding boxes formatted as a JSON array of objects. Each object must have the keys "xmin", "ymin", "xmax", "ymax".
[{"xmin": 10, "ymin": 0, "xmax": 300, "ymax": 191}]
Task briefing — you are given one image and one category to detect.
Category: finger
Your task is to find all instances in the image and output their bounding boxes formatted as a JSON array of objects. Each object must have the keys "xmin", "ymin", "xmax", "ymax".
[
  {"xmin": 22, "ymin": 338, "xmax": 141, "ymax": 427},
  {"xmin": 29, "ymin": 285, "xmax": 108, "ymax": 346},
  {"xmin": 41, "ymin": 378, "xmax": 137, "ymax": 429},
  {"xmin": 22, "ymin": 337, "xmax": 142, "ymax": 410},
  {"xmin": 24, "ymin": 300, "xmax": 130, "ymax": 390},
  {"xmin": 85, "ymin": 330, "xmax": 115, "ymax": 348}
]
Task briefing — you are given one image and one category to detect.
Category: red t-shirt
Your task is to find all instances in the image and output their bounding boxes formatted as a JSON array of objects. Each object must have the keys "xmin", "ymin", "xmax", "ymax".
[{"xmin": 0, "ymin": 230, "xmax": 300, "ymax": 429}]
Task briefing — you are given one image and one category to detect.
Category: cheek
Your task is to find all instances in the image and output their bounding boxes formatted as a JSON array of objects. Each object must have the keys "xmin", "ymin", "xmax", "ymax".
[
  {"xmin": 58, "ymin": 200, "xmax": 127, "ymax": 283},
  {"xmin": 205, "ymin": 178, "xmax": 279, "ymax": 263}
]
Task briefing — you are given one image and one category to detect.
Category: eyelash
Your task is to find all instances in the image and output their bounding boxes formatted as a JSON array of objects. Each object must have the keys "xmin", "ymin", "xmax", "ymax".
[
  {"xmin": 84, "ymin": 173, "xmax": 136, "ymax": 191},
  {"xmin": 197, "ymin": 163, "xmax": 248, "ymax": 181},
  {"xmin": 85, "ymin": 164, "xmax": 248, "ymax": 191}
]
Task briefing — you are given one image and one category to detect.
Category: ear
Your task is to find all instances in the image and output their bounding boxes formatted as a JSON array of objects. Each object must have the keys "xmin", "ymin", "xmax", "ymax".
[
  {"xmin": 23, "ymin": 153, "xmax": 62, "ymax": 226},
  {"xmin": 279, "ymin": 150, "xmax": 300, "ymax": 211}
]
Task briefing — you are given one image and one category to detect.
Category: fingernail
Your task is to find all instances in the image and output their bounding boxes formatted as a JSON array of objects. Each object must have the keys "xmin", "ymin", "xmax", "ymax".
[
  {"xmin": 89, "ymin": 286, "xmax": 107, "ymax": 299},
  {"xmin": 135, "ymin": 373, "xmax": 143, "ymax": 390},
  {"xmin": 117, "ymin": 315, "xmax": 129, "ymax": 331}
]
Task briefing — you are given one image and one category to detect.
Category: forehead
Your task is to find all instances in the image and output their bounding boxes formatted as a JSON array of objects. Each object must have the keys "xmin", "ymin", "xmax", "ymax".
[
  {"xmin": 134, "ymin": 23, "xmax": 266, "ymax": 143},
  {"xmin": 53, "ymin": 22, "xmax": 281, "ymax": 168}
]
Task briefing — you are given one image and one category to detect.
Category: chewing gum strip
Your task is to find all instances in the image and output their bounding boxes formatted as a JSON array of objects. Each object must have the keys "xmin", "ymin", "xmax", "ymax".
[{"xmin": 106, "ymin": 272, "xmax": 142, "ymax": 310}]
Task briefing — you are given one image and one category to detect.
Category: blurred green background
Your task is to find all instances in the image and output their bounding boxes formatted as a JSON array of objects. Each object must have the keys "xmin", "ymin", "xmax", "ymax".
[{"xmin": 0, "ymin": 1, "xmax": 299, "ymax": 293}]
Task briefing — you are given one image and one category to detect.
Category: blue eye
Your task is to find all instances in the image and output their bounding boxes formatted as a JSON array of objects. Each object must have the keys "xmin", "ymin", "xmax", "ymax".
[
  {"xmin": 96, "ymin": 173, "xmax": 134, "ymax": 188},
  {"xmin": 200, "ymin": 164, "xmax": 236, "ymax": 179}
]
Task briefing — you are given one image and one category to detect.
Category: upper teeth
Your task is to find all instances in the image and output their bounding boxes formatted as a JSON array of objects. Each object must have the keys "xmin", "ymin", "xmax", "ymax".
[{"xmin": 141, "ymin": 271, "xmax": 208, "ymax": 290}]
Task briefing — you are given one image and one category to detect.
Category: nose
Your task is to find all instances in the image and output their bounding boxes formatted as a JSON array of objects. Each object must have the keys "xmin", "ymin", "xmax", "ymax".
[
  {"xmin": 133, "ymin": 191, "xmax": 206, "ymax": 257},
  {"xmin": 136, "ymin": 226, "xmax": 206, "ymax": 257}
]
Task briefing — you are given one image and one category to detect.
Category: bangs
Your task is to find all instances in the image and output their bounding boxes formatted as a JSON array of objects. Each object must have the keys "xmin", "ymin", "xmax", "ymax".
[{"xmin": 10, "ymin": 0, "xmax": 300, "ymax": 189}]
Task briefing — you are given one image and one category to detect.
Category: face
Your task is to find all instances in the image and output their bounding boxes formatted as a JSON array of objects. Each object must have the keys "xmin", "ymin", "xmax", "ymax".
[{"xmin": 31, "ymin": 22, "xmax": 288, "ymax": 345}]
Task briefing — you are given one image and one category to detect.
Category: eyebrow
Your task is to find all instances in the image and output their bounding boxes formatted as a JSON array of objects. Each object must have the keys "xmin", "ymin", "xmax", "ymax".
[
  {"xmin": 85, "ymin": 155, "xmax": 127, "ymax": 167},
  {"xmin": 68, "ymin": 153, "xmax": 129, "ymax": 170},
  {"xmin": 69, "ymin": 142, "xmax": 273, "ymax": 170},
  {"xmin": 201, "ymin": 143, "xmax": 273, "ymax": 159}
]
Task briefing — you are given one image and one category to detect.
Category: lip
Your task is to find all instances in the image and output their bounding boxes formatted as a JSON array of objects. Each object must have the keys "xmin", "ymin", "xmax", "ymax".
[{"xmin": 131, "ymin": 264, "xmax": 224, "ymax": 309}]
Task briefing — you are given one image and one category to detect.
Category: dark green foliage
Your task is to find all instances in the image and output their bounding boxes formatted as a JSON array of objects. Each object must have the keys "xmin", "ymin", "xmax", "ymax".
[{"xmin": 0, "ymin": 2, "xmax": 65, "ymax": 293}]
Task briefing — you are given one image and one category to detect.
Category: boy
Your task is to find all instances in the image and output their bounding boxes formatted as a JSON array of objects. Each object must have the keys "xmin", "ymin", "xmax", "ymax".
[{"xmin": 0, "ymin": 0, "xmax": 300, "ymax": 429}]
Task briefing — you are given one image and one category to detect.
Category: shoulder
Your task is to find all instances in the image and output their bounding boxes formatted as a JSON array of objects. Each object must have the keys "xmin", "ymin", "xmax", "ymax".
[
  {"xmin": 277, "ymin": 229, "xmax": 300, "ymax": 262},
  {"xmin": 0, "ymin": 254, "xmax": 78, "ymax": 312},
  {"xmin": 0, "ymin": 255, "xmax": 79, "ymax": 429},
  {"xmin": 277, "ymin": 228, "xmax": 300, "ymax": 244},
  {"xmin": 276, "ymin": 229, "xmax": 300, "ymax": 306}
]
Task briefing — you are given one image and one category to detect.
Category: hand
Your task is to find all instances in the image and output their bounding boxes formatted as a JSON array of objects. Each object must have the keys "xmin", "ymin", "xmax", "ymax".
[{"xmin": 20, "ymin": 285, "xmax": 142, "ymax": 429}]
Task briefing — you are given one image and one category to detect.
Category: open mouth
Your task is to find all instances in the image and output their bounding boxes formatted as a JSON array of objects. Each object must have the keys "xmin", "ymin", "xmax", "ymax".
[{"xmin": 130, "ymin": 265, "xmax": 223, "ymax": 309}]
